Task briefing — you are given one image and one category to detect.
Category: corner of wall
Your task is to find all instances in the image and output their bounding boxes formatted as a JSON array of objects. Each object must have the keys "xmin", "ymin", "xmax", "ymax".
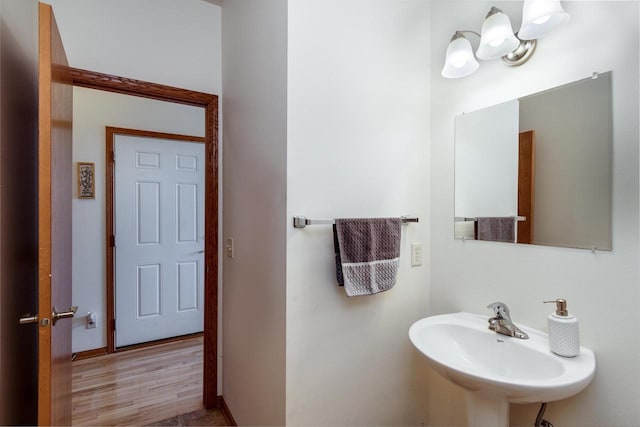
[{"xmin": 221, "ymin": 0, "xmax": 288, "ymax": 424}]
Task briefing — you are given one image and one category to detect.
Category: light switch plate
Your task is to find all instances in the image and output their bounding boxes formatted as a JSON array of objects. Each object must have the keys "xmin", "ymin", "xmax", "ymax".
[
  {"xmin": 225, "ymin": 238, "xmax": 234, "ymax": 259},
  {"xmin": 411, "ymin": 242, "xmax": 422, "ymax": 267}
]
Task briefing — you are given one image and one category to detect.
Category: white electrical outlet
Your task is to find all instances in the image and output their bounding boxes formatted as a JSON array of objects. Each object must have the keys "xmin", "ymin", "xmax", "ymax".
[
  {"xmin": 411, "ymin": 242, "xmax": 422, "ymax": 266},
  {"xmin": 86, "ymin": 312, "xmax": 96, "ymax": 329},
  {"xmin": 225, "ymin": 238, "xmax": 234, "ymax": 259}
]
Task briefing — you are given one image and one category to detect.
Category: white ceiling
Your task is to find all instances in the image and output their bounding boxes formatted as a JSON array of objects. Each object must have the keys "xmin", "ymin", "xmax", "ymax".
[{"xmin": 201, "ymin": 0, "xmax": 223, "ymax": 6}]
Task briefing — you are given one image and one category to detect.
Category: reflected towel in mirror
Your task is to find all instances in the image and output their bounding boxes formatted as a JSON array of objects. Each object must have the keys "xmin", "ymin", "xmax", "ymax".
[{"xmin": 476, "ymin": 217, "xmax": 515, "ymax": 243}]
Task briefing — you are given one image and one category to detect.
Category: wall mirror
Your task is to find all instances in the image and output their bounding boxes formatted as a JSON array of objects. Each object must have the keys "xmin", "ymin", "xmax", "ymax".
[{"xmin": 454, "ymin": 72, "xmax": 613, "ymax": 251}]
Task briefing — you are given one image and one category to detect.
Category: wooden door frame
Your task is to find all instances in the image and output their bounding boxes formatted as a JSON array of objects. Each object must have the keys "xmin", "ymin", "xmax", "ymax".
[
  {"xmin": 39, "ymin": 4, "xmax": 74, "ymax": 424},
  {"xmin": 517, "ymin": 130, "xmax": 535, "ymax": 244},
  {"xmin": 106, "ymin": 126, "xmax": 206, "ymax": 353},
  {"xmin": 68, "ymin": 67, "xmax": 218, "ymax": 409}
]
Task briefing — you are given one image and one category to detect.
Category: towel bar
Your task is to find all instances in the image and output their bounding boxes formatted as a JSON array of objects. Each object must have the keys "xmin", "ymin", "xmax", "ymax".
[
  {"xmin": 293, "ymin": 216, "xmax": 419, "ymax": 229},
  {"xmin": 454, "ymin": 216, "xmax": 526, "ymax": 222}
]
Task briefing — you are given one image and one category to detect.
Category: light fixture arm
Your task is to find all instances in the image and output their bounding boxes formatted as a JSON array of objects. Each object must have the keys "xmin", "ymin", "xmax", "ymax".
[
  {"xmin": 502, "ymin": 37, "xmax": 537, "ymax": 66},
  {"xmin": 486, "ymin": 6, "xmax": 503, "ymax": 19},
  {"xmin": 450, "ymin": 30, "xmax": 481, "ymax": 42}
]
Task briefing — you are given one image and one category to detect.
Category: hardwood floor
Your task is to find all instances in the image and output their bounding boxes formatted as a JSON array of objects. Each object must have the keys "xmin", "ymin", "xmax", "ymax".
[
  {"xmin": 72, "ymin": 337, "xmax": 219, "ymax": 426},
  {"xmin": 148, "ymin": 407, "xmax": 228, "ymax": 426}
]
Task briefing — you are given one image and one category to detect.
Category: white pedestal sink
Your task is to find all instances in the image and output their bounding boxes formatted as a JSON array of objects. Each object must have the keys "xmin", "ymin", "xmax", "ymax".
[{"xmin": 409, "ymin": 312, "xmax": 596, "ymax": 426}]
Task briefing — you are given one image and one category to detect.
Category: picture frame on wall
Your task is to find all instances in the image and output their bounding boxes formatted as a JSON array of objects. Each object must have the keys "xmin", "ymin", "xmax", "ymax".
[{"xmin": 78, "ymin": 162, "xmax": 95, "ymax": 199}]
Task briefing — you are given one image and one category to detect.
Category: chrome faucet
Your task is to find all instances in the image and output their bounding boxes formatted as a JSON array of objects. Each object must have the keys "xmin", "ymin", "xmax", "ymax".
[{"xmin": 487, "ymin": 302, "xmax": 529, "ymax": 339}]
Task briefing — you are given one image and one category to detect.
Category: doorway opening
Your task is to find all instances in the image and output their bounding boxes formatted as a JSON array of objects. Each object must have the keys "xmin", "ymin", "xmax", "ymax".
[{"xmin": 68, "ymin": 67, "xmax": 219, "ymax": 417}]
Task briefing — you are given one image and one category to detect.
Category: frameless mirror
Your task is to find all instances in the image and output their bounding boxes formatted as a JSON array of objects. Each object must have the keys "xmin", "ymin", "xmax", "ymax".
[{"xmin": 454, "ymin": 72, "xmax": 612, "ymax": 250}]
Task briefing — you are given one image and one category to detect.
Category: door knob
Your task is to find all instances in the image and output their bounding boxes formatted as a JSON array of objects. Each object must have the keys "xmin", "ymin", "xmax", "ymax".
[
  {"xmin": 52, "ymin": 306, "xmax": 78, "ymax": 325},
  {"xmin": 19, "ymin": 314, "xmax": 38, "ymax": 324}
]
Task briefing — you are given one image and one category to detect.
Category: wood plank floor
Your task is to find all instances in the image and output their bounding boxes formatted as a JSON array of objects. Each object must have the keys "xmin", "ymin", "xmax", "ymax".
[{"xmin": 72, "ymin": 337, "xmax": 213, "ymax": 426}]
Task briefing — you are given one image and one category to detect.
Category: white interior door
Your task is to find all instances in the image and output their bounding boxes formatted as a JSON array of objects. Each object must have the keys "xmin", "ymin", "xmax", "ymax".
[{"xmin": 114, "ymin": 135, "xmax": 205, "ymax": 347}]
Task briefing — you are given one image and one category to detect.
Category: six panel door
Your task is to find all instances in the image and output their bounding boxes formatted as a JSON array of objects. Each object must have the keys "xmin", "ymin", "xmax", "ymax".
[{"xmin": 114, "ymin": 135, "xmax": 205, "ymax": 347}]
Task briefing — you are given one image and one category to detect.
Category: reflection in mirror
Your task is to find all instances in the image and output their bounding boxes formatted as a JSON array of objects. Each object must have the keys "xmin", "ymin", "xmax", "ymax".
[{"xmin": 454, "ymin": 72, "xmax": 612, "ymax": 250}]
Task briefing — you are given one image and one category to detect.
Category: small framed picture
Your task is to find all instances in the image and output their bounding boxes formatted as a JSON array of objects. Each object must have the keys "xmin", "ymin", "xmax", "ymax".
[{"xmin": 78, "ymin": 162, "xmax": 95, "ymax": 199}]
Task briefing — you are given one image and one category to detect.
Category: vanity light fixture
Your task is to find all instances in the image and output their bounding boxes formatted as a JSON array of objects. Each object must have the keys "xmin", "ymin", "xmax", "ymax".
[{"xmin": 441, "ymin": 0, "xmax": 570, "ymax": 79}]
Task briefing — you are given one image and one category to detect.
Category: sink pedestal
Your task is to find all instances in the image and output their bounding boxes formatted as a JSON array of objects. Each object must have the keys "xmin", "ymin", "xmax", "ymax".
[{"xmin": 465, "ymin": 391, "xmax": 509, "ymax": 427}]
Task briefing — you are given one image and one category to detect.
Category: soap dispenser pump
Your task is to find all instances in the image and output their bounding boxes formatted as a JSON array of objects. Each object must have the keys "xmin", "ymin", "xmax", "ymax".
[{"xmin": 544, "ymin": 299, "xmax": 580, "ymax": 357}]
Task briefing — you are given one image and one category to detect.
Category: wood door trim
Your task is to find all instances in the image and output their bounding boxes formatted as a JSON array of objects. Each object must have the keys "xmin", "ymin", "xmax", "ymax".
[
  {"xmin": 106, "ymin": 126, "xmax": 207, "ymax": 354},
  {"xmin": 73, "ymin": 347, "xmax": 108, "ymax": 361},
  {"xmin": 38, "ymin": 5, "xmax": 54, "ymax": 424},
  {"xmin": 203, "ymin": 101, "xmax": 218, "ymax": 410},
  {"xmin": 68, "ymin": 67, "xmax": 219, "ymax": 409},
  {"xmin": 39, "ymin": 4, "xmax": 74, "ymax": 424},
  {"xmin": 68, "ymin": 67, "xmax": 215, "ymax": 107},
  {"xmin": 517, "ymin": 130, "xmax": 535, "ymax": 244},
  {"xmin": 106, "ymin": 126, "xmax": 206, "ymax": 144},
  {"xmin": 218, "ymin": 396, "xmax": 238, "ymax": 426},
  {"xmin": 105, "ymin": 129, "xmax": 115, "ymax": 354}
]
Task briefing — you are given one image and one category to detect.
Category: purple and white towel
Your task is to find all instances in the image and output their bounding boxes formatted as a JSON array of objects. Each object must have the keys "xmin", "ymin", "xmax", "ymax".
[{"xmin": 333, "ymin": 218, "xmax": 402, "ymax": 297}]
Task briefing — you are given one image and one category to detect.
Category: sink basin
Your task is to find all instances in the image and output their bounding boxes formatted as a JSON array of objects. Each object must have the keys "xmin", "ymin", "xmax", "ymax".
[{"xmin": 409, "ymin": 312, "xmax": 596, "ymax": 404}]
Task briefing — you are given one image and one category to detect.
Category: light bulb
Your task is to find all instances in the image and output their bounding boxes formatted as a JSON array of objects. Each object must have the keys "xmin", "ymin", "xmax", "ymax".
[
  {"xmin": 452, "ymin": 60, "xmax": 467, "ymax": 69},
  {"xmin": 449, "ymin": 50, "xmax": 471, "ymax": 68},
  {"xmin": 534, "ymin": 14, "xmax": 551, "ymax": 25}
]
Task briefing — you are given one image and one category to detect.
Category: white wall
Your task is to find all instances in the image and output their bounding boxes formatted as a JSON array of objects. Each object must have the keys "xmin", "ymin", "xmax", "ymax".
[
  {"xmin": 286, "ymin": 0, "xmax": 431, "ymax": 425},
  {"xmin": 221, "ymin": 0, "xmax": 288, "ymax": 425},
  {"xmin": 430, "ymin": 2, "xmax": 639, "ymax": 426},
  {"xmin": 71, "ymin": 87, "xmax": 205, "ymax": 353},
  {"xmin": 45, "ymin": 0, "xmax": 221, "ymax": 94}
]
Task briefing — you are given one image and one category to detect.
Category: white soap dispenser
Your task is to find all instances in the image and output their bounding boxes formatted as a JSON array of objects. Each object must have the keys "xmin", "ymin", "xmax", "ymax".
[{"xmin": 544, "ymin": 299, "xmax": 580, "ymax": 357}]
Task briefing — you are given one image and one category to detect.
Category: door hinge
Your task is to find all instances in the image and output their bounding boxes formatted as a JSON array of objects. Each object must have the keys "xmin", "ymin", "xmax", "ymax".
[
  {"xmin": 111, "ymin": 151, "xmax": 115, "ymax": 163},
  {"xmin": 112, "ymin": 319, "xmax": 116, "ymax": 331},
  {"xmin": 110, "ymin": 235, "xmax": 116, "ymax": 247}
]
